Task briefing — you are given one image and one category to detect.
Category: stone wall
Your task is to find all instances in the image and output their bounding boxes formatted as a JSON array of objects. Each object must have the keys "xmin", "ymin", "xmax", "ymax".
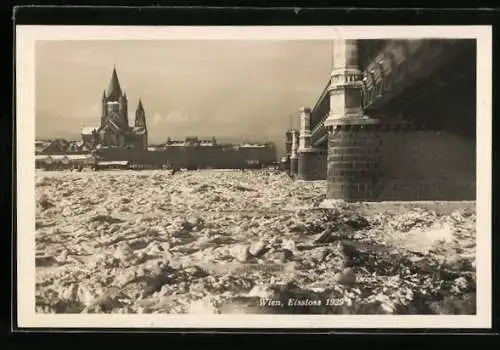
[
  {"xmin": 297, "ymin": 149, "xmax": 327, "ymax": 180},
  {"xmin": 326, "ymin": 126, "xmax": 476, "ymax": 201},
  {"xmin": 377, "ymin": 130, "xmax": 476, "ymax": 200},
  {"xmin": 94, "ymin": 146, "xmax": 277, "ymax": 170},
  {"xmin": 326, "ymin": 126, "xmax": 381, "ymax": 200}
]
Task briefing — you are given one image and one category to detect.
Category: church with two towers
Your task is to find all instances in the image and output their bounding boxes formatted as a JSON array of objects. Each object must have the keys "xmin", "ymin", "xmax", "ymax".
[{"xmin": 81, "ymin": 66, "xmax": 148, "ymax": 150}]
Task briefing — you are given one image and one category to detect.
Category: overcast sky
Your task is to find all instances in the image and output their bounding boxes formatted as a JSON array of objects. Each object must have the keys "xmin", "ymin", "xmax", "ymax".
[{"xmin": 36, "ymin": 40, "xmax": 334, "ymax": 154}]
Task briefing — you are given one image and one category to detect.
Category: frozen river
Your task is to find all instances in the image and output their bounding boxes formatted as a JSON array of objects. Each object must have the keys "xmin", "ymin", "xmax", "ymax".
[{"xmin": 35, "ymin": 169, "xmax": 477, "ymax": 314}]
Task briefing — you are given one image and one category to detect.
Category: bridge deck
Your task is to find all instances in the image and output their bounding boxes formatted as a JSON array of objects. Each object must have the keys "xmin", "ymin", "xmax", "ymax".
[{"xmin": 309, "ymin": 39, "xmax": 476, "ymax": 147}]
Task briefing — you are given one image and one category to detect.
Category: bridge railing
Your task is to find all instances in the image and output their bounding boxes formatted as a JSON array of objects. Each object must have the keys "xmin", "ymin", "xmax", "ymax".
[
  {"xmin": 299, "ymin": 39, "xmax": 470, "ymax": 148},
  {"xmin": 361, "ymin": 39, "xmax": 468, "ymax": 112},
  {"xmin": 309, "ymin": 78, "xmax": 331, "ymax": 127},
  {"xmin": 310, "ymin": 112, "xmax": 330, "ymax": 146},
  {"xmin": 308, "ymin": 78, "xmax": 331, "ymax": 147}
]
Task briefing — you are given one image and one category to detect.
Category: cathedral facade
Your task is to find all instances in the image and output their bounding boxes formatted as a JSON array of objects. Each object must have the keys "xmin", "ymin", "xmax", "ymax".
[{"xmin": 82, "ymin": 66, "xmax": 148, "ymax": 150}]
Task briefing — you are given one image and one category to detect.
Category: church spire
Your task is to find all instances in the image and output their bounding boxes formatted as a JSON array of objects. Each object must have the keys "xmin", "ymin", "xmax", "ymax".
[
  {"xmin": 135, "ymin": 98, "xmax": 146, "ymax": 128},
  {"xmin": 107, "ymin": 66, "xmax": 122, "ymax": 101},
  {"xmin": 137, "ymin": 97, "xmax": 144, "ymax": 112}
]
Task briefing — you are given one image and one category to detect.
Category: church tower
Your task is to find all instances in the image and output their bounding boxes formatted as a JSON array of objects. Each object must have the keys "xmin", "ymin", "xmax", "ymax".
[
  {"xmin": 101, "ymin": 90, "xmax": 107, "ymax": 125},
  {"xmin": 94, "ymin": 65, "xmax": 149, "ymax": 150},
  {"xmin": 97, "ymin": 66, "xmax": 131, "ymax": 148},
  {"xmin": 102, "ymin": 66, "xmax": 129, "ymax": 130},
  {"xmin": 134, "ymin": 98, "xmax": 148, "ymax": 149},
  {"xmin": 121, "ymin": 92, "xmax": 128, "ymax": 126}
]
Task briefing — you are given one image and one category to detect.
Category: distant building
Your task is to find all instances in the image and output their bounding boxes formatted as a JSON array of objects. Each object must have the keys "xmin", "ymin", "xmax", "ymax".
[
  {"xmin": 35, "ymin": 66, "xmax": 281, "ymax": 170},
  {"xmin": 35, "ymin": 139, "xmax": 52, "ymax": 154},
  {"xmin": 35, "ymin": 154, "xmax": 96, "ymax": 170},
  {"xmin": 36, "ymin": 138, "xmax": 92, "ymax": 155},
  {"xmin": 81, "ymin": 66, "xmax": 148, "ymax": 150},
  {"xmin": 165, "ymin": 136, "xmax": 218, "ymax": 147}
]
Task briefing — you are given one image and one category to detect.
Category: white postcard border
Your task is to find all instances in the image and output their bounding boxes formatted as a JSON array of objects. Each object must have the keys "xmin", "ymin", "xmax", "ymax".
[{"xmin": 16, "ymin": 25, "xmax": 492, "ymax": 329}]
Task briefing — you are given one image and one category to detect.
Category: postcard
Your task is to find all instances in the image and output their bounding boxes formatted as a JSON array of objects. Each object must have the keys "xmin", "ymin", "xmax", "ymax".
[{"xmin": 15, "ymin": 25, "xmax": 492, "ymax": 329}]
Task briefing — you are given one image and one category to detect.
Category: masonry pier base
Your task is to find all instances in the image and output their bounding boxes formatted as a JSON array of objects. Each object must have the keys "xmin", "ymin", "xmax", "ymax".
[
  {"xmin": 325, "ymin": 122, "xmax": 476, "ymax": 202},
  {"xmin": 297, "ymin": 148, "xmax": 327, "ymax": 180},
  {"xmin": 289, "ymin": 156, "xmax": 298, "ymax": 177}
]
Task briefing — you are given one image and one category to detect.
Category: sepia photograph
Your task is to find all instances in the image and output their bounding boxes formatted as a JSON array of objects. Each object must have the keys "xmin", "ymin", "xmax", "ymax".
[{"xmin": 16, "ymin": 25, "xmax": 491, "ymax": 329}]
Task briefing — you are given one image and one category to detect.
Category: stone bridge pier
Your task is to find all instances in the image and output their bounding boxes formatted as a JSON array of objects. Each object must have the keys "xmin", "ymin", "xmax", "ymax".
[
  {"xmin": 296, "ymin": 38, "xmax": 476, "ymax": 202},
  {"xmin": 297, "ymin": 107, "xmax": 327, "ymax": 180},
  {"xmin": 289, "ymin": 128, "xmax": 299, "ymax": 178}
]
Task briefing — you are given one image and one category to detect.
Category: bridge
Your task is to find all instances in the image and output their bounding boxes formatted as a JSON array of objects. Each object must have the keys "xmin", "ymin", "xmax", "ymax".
[{"xmin": 288, "ymin": 39, "xmax": 476, "ymax": 202}]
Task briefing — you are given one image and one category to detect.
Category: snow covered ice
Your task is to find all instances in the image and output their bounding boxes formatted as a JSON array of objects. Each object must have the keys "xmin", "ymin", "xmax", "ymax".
[{"xmin": 35, "ymin": 169, "xmax": 477, "ymax": 315}]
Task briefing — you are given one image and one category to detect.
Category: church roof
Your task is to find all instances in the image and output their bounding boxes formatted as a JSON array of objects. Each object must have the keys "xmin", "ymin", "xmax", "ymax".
[
  {"xmin": 136, "ymin": 98, "xmax": 144, "ymax": 112},
  {"xmin": 101, "ymin": 118, "xmax": 122, "ymax": 133},
  {"xmin": 134, "ymin": 104, "xmax": 147, "ymax": 128},
  {"xmin": 107, "ymin": 67, "xmax": 122, "ymax": 101}
]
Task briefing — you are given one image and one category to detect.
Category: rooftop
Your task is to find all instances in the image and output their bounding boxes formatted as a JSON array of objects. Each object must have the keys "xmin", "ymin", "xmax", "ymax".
[{"xmin": 81, "ymin": 126, "xmax": 99, "ymax": 135}]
